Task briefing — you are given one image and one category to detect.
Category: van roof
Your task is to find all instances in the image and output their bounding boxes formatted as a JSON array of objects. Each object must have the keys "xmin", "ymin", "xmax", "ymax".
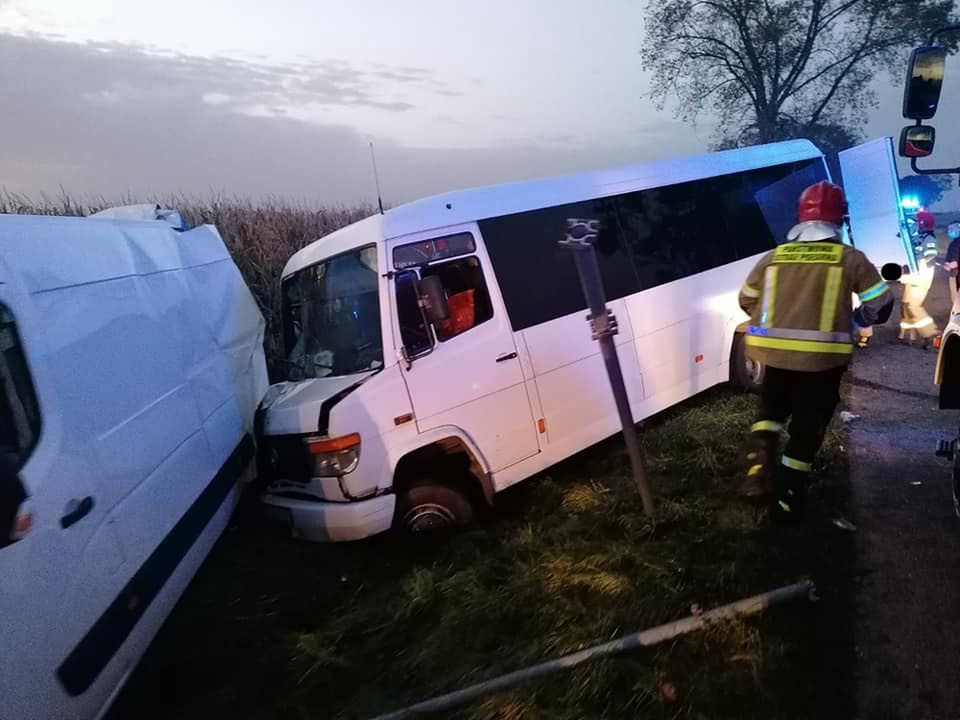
[
  {"xmin": 284, "ymin": 139, "xmax": 824, "ymax": 279},
  {"xmin": 0, "ymin": 213, "xmax": 229, "ymax": 294}
]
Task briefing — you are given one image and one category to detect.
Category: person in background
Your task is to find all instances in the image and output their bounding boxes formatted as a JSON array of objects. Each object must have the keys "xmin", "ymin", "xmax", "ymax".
[
  {"xmin": 944, "ymin": 222, "xmax": 960, "ymax": 308},
  {"xmin": 899, "ymin": 211, "xmax": 939, "ymax": 346},
  {"xmin": 738, "ymin": 181, "xmax": 894, "ymax": 522},
  {"xmin": 915, "ymin": 208, "xmax": 939, "ymax": 262}
]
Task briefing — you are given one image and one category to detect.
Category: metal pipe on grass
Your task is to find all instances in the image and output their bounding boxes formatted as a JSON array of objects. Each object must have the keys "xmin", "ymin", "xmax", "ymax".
[{"xmin": 369, "ymin": 579, "xmax": 817, "ymax": 720}]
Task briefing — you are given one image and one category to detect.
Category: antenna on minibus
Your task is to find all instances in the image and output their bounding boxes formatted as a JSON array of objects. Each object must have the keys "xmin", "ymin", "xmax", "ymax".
[{"xmin": 369, "ymin": 140, "xmax": 385, "ymax": 215}]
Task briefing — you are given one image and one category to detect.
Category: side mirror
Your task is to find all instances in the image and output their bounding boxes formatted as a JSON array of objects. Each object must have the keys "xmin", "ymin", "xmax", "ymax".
[
  {"xmin": 418, "ymin": 275, "xmax": 449, "ymax": 325},
  {"xmin": 881, "ymin": 263, "xmax": 904, "ymax": 282},
  {"xmin": 899, "ymin": 125, "xmax": 936, "ymax": 158},
  {"xmin": 903, "ymin": 45, "xmax": 946, "ymax": 120}
]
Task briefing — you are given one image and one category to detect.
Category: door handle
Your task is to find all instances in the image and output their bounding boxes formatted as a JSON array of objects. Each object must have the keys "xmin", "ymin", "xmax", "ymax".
[
  {"xmin": 61, "ymin": 496, "xmax": 95, "ymax": 529},
  {"xmin": 495, "ymin": 352, "xmax": 518, "ymax": 363}
]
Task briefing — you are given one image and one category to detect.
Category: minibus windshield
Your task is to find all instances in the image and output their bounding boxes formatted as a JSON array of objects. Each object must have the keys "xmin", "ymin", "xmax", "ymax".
[{"xmin": 281, "ymin": 246, "xmax": 383, "ymax": 381}]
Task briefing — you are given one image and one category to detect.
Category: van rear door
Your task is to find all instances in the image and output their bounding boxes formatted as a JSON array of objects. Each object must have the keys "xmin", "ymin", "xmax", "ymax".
[{"xmin": 839, "ymin": 137, "xmax": 915, "ymax": 271}]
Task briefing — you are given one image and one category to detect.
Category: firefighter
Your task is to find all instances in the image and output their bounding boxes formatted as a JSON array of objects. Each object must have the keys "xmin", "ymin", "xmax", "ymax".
[
  {"xmin": 915, "ymin": 208, "xmax": 939, "ymax": 262},
  {"xmin": 899, "ymin": 210, "xmax": 939, "ymax": 346},
  {"xmin": 738, "ymin": 181, "xmax": 894, "ymax": 522}
]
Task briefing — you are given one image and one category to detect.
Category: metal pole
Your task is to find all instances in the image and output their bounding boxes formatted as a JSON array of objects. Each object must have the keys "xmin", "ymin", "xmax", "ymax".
[
  {"xmin": 559, "ymin": 219, "xmax": 654, "ymax": 517},
  {"xmin": 368, "ymin": 579, "xmax": 817, "ymax": 720}
]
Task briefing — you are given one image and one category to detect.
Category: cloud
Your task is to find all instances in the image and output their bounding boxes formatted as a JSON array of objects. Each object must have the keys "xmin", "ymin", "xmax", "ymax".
[
  {"xmin": 0, "ymin": 33, "xmax": 704, "ymax": 205},
  {"xmin": 0, "ymin": 32, "xmax": 446, "ymax": 115}
]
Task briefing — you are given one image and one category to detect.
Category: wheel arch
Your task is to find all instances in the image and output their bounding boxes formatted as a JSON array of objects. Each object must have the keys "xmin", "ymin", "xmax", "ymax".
[{"xmin": 389, "ymin": 427, "xmax": 494, "ymax": 506}]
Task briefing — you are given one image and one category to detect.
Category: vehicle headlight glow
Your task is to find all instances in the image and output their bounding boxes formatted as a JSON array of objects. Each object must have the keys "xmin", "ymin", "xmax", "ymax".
[{"xmin": 303, "ymin": 433, "xmax": 361, "ymax": 476}]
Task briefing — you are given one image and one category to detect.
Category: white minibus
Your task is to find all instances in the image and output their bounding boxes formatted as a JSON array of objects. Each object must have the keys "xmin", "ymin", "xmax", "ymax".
[{"xmin": 260, "ymin": 139, "xmax": 908, "ymax": 541}]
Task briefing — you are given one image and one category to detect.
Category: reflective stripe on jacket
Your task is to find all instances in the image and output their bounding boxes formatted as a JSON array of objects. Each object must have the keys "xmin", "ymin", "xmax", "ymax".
[{"xmin": 738, "ymin": 241, "xmax": 893, "ymax": 372}]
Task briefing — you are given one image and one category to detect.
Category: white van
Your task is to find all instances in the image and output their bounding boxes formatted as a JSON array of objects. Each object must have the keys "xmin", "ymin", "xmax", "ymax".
[
  {"xmin": 0, "ymin": 208, "xmax": 268, "ymax": 720},
  {"xmin": 259, "ymin": 139, "xmax": 907, "ymax": 542}
]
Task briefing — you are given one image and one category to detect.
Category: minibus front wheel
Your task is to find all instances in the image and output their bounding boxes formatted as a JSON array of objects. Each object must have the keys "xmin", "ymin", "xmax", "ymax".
[{"xmin": 396, "ymin": 480, "xmax": 475, "ymax": 536}]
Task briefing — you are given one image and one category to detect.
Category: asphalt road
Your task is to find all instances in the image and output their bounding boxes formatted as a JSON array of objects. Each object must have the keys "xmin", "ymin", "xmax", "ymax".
[{"xmin": 847, "ymin": 266, "xmax": 960, "ymax": 720}]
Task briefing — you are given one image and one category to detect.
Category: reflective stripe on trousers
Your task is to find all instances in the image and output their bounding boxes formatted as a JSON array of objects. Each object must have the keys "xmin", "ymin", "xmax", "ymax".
[{"xmin": 900, "ymin": 316, "xmax": 936, "ymax": 330}]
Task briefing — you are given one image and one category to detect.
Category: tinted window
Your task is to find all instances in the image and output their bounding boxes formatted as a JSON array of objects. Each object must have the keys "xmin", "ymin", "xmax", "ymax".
[
  {"xmin": 479, "ymin": 197, "xmax": 639, "ymax": 330},
  {"xmin": 0, "ymin": 304, "xmax": 41, "ymax": 469},
  {"xmin": 480, "ymin": 159, "xmax": 827, "ymax": 330},
  {"xmin": 748, "ymin": 160, "xmax": 828, "ymax": 249}
]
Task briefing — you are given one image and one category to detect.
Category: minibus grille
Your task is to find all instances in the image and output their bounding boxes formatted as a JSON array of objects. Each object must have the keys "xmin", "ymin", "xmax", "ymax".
[{"xmin": 262, "ymin": 435, "xmax": 313, "ymax": 482}]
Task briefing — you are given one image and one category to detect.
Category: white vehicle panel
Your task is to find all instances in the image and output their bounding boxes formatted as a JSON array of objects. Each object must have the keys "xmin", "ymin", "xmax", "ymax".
[
  {"xmin": 531, "ymin": 338, "xmax": 644, "ymax": 453},
  {"xmin": 0, "ymin": 213, "xmax": 267, "ymax": 720},
  {"xmin": 838, "ymin": 137, "xmax": 915, "ymax": 271}
]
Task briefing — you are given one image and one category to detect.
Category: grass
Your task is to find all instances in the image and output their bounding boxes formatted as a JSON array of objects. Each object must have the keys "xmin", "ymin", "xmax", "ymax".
[{"xmin": 109, "ymin": 388, "xmax": 855, "ymax": 720}]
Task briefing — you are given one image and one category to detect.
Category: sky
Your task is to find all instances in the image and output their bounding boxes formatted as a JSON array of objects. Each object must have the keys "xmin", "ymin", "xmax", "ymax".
[{"xmin": 0, "ymin": 0, "xmax": 958, "ymax": 208}]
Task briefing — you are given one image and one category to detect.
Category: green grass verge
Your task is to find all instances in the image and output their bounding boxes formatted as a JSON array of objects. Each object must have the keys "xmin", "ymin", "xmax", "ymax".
[{"xmin": 110, "ymin": 388, "xmax": 853, "ymax": 720}]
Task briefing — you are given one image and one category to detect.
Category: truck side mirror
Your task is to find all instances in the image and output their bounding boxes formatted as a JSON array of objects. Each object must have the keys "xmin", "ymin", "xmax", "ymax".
[
  {"xmin": 899, "ymin": 125, "xmax": 936, "ymax": 158},
  {"xmin": 418, "ymin": 275, "xmax": 449, "ymax": 325},
  {"xmin": 903, "ymin": 45, "xmax": 946, "ymax": 120},
  {"xmin": 881, "ymin": 263, "xmax": 903, "ymax": 282}
]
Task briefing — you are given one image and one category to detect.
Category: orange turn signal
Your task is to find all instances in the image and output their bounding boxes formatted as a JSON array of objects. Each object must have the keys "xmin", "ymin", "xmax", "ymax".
[{"xmin": 304, "ymin": 433, "xmax": 361, "ymax": 454}]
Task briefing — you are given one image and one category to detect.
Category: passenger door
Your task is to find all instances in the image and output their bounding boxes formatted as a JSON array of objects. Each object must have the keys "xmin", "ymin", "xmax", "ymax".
[
  {"xmin": 839, "ymin": 137, "xmax": 916, "ymax": 271},
  {"xmin": 388, "ymin": 226, "xmax": 539, "ymax": 472}
]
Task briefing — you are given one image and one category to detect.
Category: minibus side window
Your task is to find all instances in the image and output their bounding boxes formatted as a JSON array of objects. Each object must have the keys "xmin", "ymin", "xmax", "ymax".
[
  {"xmin": 395, "ymin": 271, "xmax": 434, "ymax": 357},
  {"xmin": 420, "ymin": 256, "xmax": 494, "ymax": 341}
]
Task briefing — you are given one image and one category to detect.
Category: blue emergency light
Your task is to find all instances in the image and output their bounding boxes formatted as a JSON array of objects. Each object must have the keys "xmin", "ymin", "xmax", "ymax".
[{"xmin": 901, "ymin": 195, "xmax": 921, "ymax": 210}]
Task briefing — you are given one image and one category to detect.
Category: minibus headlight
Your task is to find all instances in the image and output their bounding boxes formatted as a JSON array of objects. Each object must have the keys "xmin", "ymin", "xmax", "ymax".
[{"xmin": 303, "ymin": 433, "xmax": 361, "ymax": 477}]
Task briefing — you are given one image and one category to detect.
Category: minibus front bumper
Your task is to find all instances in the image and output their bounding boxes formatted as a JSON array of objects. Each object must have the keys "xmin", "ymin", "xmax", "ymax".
[{"xmin": 261, "ymin": 492, "xmax": 396, "ymax": 542}]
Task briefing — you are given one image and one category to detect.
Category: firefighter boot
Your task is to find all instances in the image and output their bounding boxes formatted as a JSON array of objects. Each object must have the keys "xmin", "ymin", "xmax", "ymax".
[
  {"xmin": 771, "ymin": 465, "xmax": 810, "ymax": 524},
  {"xmin": 739, "ymin": 432, "xmax": 777, "ymax": 500}
]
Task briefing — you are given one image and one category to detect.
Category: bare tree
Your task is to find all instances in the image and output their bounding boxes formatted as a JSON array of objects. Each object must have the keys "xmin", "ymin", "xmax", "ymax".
[{"xmin": 641, "ymin": 0, "xmax": 957, "ymax": 154}]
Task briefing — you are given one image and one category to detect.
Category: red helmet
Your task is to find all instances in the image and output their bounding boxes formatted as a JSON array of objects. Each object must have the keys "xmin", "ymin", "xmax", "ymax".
[
  {"xmin": 797, "ymin": 181, "xmax": 847, "ymax": 226},
  {"xmin": 916, "ymin": 209, "xmax": 935, "ymax": 233}
]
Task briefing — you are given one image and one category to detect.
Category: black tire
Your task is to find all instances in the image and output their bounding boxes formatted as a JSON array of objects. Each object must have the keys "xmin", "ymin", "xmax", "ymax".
[
  {"xmin": 395, "ymin": 481, "xmax": 475, "ymax": 536},
  {"xmin": 731, "ymin": 332, "xmax": 765, "ymax": 392}
]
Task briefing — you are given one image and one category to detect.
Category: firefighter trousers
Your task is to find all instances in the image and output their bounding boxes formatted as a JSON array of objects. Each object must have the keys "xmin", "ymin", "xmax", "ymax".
[
  {"xmin": 899, "ymin": 274, "xmax": 938, "ymax": 342},
  {"xmin": 752, "ymin": 365, "xmax": 845, "ymax": 519}
]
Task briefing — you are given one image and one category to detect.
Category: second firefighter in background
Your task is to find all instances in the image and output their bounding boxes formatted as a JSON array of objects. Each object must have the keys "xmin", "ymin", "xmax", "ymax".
[
  {"xmin": 738, "ymin": 181, "xmax": 894, "ymax": 521},
  {"xmin": 899, "ymin": 208, "xmax": 939, "ymax": 345}
]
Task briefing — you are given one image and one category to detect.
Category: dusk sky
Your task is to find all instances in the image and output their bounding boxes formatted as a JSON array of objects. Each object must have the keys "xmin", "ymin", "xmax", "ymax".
[{"xmin": 1, "ymin": 0, "xmax": 958, "ymax": 208}]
